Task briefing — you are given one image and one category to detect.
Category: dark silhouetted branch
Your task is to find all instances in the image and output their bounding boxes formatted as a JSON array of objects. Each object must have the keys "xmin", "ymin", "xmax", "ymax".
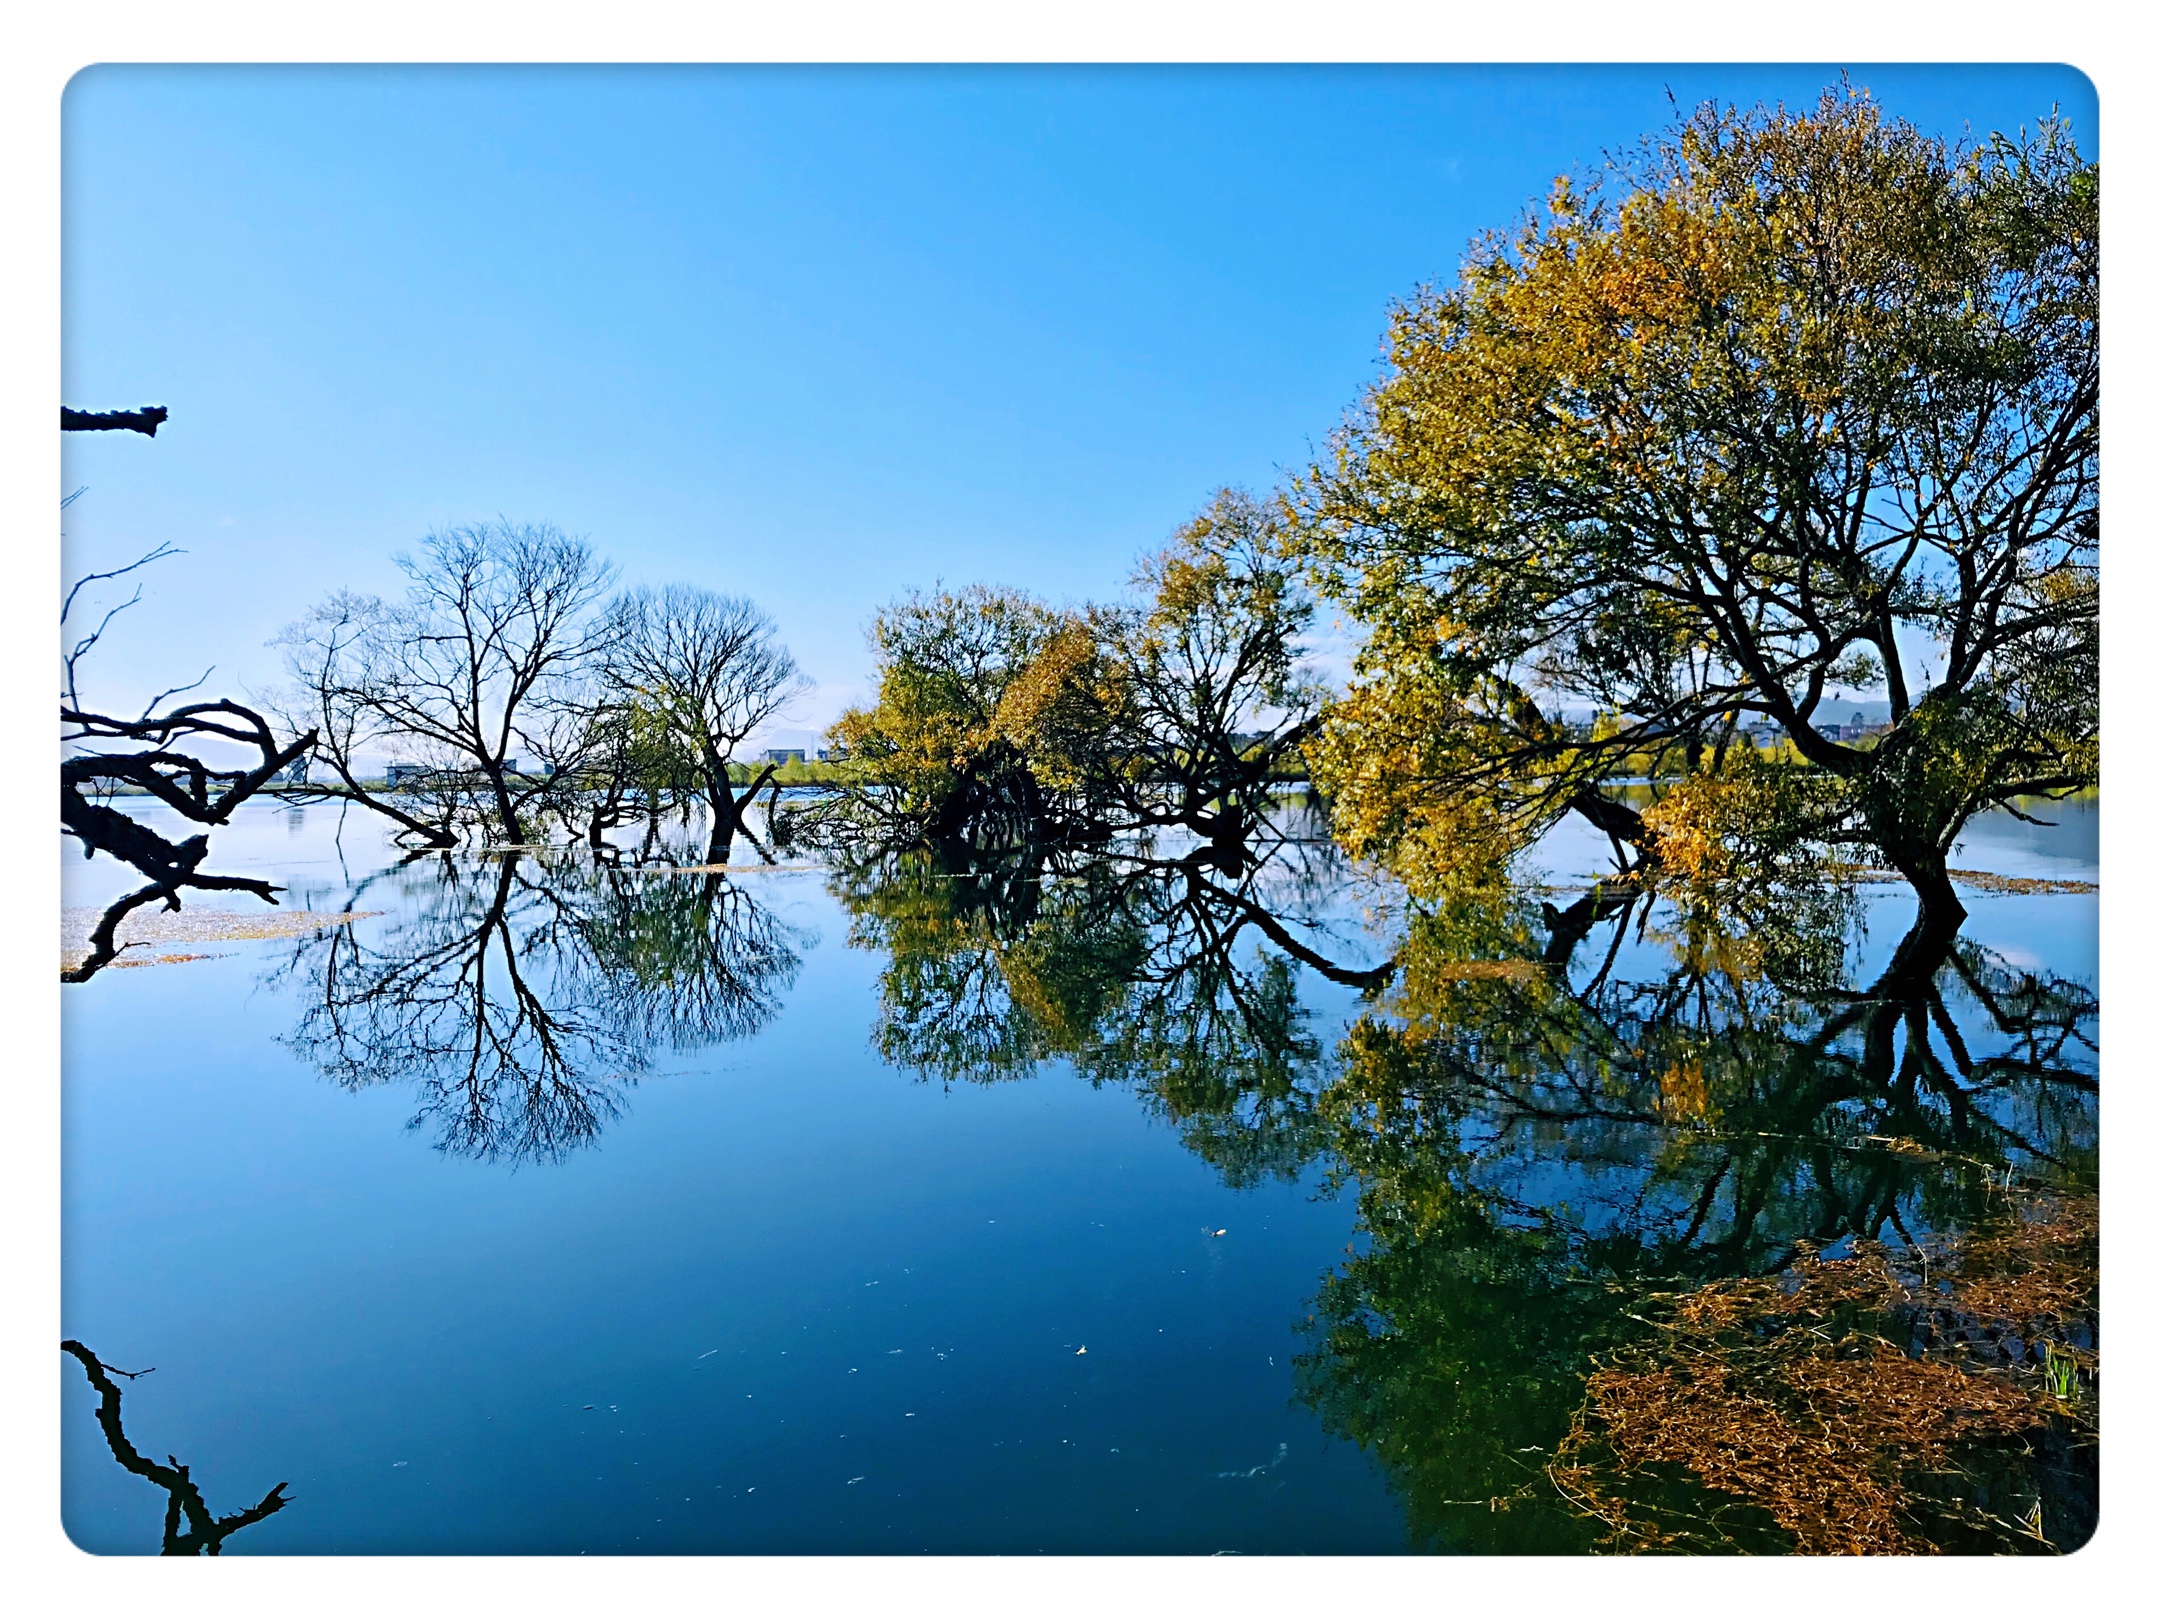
[
  {"xmin": 63, "ymin": 405, "xmax": 168, "ymax": 436},
  {"xmin": 61, "ymin": 1340, "xmax": 291, "ymax": 1555}
]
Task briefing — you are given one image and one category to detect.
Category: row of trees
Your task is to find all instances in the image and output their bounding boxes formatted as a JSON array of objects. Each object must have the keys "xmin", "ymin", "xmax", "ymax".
[
  {"xmin": 68, "ymin": 86, "xmax": 2097, "ymax": 972},
  {"xmin": 821, "ymin": 487, "xmax": 1326, "ymax": 872},
  {"xmin": 63, "ymin": 483, "xmax": 811, "ymax": 977},
  {"xmin": 274, "ymin": 522, "xmax": 807, "ymax": 863},
  {"xmin": 824, "ymin": 88, "xmax": 2097, "ymax": 936}
]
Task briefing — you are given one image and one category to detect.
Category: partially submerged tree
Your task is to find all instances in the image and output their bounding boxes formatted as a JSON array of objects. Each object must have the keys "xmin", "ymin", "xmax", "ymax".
[
  {"xmin": 825, "ymin": 497, "xmax": 1331, "ymax": 863},
  {"xmin": 277, "ymin": 521, "xmax": 617, "ymax": 846},
  {"xmin": 1293, "ymin": 88, "xmax": 2097, "ymax": 941},
  {"xmin": 60, "ymin": 415, "xmax": 315, "ymax": 980},
  {"xmin": 564, "ymin": 687, "xmax": 700, "ymax": 855},
  {"xmin": 62, "ymin": 1340, "xmax": 290, "ymax": 1554},
  {"xmin": 63, "ymin": 693, "xmax": 315, "ymax": 980},
  {"xmin": 827, "ymin": 585, "xmax": 1120, "ymax": 846},
  {"xmin": 1091, "ymin": 488, "xmax": 1329, "ymax": 865},
  {"xmin": 602, "ymin": 584, "xmax": 809, "ymax": 862}
]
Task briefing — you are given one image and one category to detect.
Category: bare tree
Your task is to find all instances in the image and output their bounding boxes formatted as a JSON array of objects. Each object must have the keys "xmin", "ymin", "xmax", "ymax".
[
  {"xmin": 63, "ymin": 695, "xmax": 316, "ymax": 980},
  {"xmin": 273, "ymin": 591, "xmax": 458, "ymax": 848},
  {"xmin": 61, "ymin": 418, "xmax": 315, "ymax": 981},
  {"xmin": 275, "ymin": 521, "xmax": 617, "ymax": 846},
  {"xmin": 604, "ymin": 584, "xmax": 809, "ymax": 862}
]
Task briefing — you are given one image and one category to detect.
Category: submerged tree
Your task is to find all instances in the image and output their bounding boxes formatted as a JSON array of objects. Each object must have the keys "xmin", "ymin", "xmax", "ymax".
[
  {"xmin": 601, "ymin": 584, "xmax": 809, "ymax": 862},
  {"xmin": 1294, "ymin": 88, "xmax": 2096, "ymax": 942},
  {"xmin": 823, "ymin": 493, "xmax": 1331, "ymax": 865},
  {"xmin": 826, "ymin": 585, "xmax": 1121, "ymax": 846},
  {"xmin": 1087, "ymin": 489, "xmax": 1330, "ymax": 867}
]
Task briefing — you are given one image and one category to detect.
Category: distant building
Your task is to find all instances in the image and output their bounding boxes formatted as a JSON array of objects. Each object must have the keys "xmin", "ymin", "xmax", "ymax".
[
  {"xmin": 816, "ymin": 746, "xmax": 846, "ymax": 763},
  {"xmin": 385, "ymin": 763, "xmax": 427, "ymax": 787},
  {"xmin": 282, "ymin": 756, "xmax": 309, "ymax": 784},
  {"xmin": 762, "ymin": 748, "xmax": 807, "ymax": 765}
]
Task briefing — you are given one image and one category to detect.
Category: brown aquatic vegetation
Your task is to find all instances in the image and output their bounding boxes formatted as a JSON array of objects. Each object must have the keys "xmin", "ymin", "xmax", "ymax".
[
  {"xmin": 1550, "ymin": 1193, "xmax": 2096, "ymax": 1554},
  {"xmin": 1945, "ymin": 869, "xmax": 2096, "ymax": 896},
  {"xmin": 1849, "ymin": 868, "xmax": 2096, "ymax": 895}
]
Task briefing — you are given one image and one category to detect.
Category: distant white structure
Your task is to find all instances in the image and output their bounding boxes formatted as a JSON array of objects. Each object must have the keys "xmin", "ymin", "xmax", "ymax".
[{"xmin": 385, "ymin": 762, "xmax": 426, "ymax": 787}]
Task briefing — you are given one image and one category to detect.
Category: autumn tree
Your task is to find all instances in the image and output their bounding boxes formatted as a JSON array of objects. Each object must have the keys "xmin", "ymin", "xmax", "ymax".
[
  {"xmin": 1293, "ymin": 88, "xmax": 2096, "ymax": 944},
  {"xmin": 825, "ymin": 497, "xmax": 1330, "ymax": 862},
  {"xmin": 827, "ymin": 585, "xmax": 1123, "ymax": 845},
  {"xmin": 1090, "ymin": 488, "xmax": 1329, "ymax": 865}
]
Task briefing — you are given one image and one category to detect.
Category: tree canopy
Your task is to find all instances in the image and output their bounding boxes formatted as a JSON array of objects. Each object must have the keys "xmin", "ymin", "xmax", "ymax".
[
  {"xmin": 1293, "ymin": 88, "xmax": 2096, "ymax": 931},
  {"xmin": 824, "ymin": 490, "xmax": 1326, "ymax": 859}
]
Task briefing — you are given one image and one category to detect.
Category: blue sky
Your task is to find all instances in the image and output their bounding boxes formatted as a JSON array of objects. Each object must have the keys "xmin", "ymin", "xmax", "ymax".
[{"xmin": 61, "ymin": 63, "xmax": 2096, "ymax": 745}]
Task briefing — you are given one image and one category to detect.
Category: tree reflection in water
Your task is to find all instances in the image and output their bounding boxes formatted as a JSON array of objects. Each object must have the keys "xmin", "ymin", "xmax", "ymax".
[
  {"xmin": 266, "ymin": 851, "xmax": 808, "ymax": 1163},
  {"xmin": 828, "ymin": 812, "xmax": 1391, "ymax": 1188},
  {"xmin": 1297, "ymin": 888, "xmax": 2096, "ymax": 1552},
  {"xmin": 62, "ymin": 1340, "xmax": 291, "ymax": 1555},
  {"xmin": 833, "ymin": 818, "xmax": 2097, "ymax": 1553}
]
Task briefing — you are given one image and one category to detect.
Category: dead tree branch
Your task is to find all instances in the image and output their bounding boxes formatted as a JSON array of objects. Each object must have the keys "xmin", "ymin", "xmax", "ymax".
[{"xmin": 62, "ymin": 406, "xmax": 169, "ymax": 436}]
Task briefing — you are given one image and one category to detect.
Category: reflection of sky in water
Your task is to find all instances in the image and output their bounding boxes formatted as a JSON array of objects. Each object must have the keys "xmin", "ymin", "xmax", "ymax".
[
  {"xmin": 1528, "ymin": 794, "xmax": 2095, "ymax": 886},
  {"xmin": 63, "ymin": 804, "xmax": 1402, "ymax": 1554},
  {"xmin": 62, "ymin": 798, "xmax": 2097, "ymax": 1555},
  {"xmin": 1950, "ymin": 795, "xmax": 2096, "ymax": 881}
]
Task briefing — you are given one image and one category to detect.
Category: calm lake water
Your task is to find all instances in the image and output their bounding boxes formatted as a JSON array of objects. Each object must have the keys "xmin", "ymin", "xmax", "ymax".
[{"xmin": 60, "ymin": 796, "xmax": 2097, "ymax": 1554}]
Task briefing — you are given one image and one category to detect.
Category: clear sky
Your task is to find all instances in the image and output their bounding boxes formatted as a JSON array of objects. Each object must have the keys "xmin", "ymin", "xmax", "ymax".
[{"xmin": 61, "ymin": 63, "xmax": 2097, "ymax": 747}]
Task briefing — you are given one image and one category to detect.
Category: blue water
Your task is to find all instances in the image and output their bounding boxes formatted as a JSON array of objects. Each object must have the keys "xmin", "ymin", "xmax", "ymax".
[
  {"xmin": 62, "ymin": 815, "xmax": 1404, "ymax": 1554},
  {"xmin": 60, "ymin": 798, "xmax": 2097, "ymax": 1554}
]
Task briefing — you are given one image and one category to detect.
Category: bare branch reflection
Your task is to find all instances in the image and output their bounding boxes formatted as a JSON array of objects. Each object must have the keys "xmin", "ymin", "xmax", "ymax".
[
  {"xmin": 266, "ymin": 852, "xmax": 808, "ymax": 1163},
  {"xmin": 62, "ymin": 1341, "xmax": 291, "ymax": 1556}
]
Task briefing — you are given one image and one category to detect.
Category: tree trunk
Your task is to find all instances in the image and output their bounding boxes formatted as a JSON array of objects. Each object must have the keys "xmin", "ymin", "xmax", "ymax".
[
  {"xmin": 1880, "ymin": 842, "xmax": 1967, "ymax": 993},
  {"xmin": 700, "ymin": 762, "xmax": 738, "ymax": 863},
  {"xmin": 702, "ymin": 763, "xmax": 777, "ymax": 863},
  {"xmin": 486, "ymin": 762, "xmax": 522, "ymax": 844}
]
